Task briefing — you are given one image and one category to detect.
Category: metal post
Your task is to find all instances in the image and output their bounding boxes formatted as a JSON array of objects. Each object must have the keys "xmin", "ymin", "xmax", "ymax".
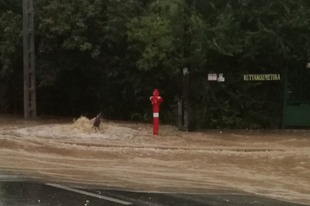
[
  {"xmin": 23, "ymin": 0, "xmax": 36, "ymax": 119},
  {"xmin": 282, "ymin": 67, "xmax": 288, "ymax": 129},
  {"xmin": 183, "ymin": 68, "xmax": 189, "ymax": 130}
]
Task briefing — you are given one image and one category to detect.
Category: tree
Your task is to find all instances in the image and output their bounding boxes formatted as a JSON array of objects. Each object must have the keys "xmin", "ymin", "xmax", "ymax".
[{"xmin": 1, "ymin": 0, "xmax": 310, "ymax": 128}]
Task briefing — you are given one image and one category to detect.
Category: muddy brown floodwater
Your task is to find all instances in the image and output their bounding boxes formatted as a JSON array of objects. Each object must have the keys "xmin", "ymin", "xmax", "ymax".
[{"xmin": 0, "ymin": 115, "xmax": 309, "ymax": 204}]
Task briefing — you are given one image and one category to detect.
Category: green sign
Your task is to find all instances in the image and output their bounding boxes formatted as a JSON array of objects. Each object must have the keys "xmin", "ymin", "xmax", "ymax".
[{"xmin": 243, "ymin": 74, "xmax": 281, "ymax": 81}]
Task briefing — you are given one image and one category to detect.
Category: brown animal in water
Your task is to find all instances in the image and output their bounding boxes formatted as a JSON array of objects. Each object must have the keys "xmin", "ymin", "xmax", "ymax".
[{"xmin": 92, "ymin": 113, "xmax": 102, "ymax": 132}]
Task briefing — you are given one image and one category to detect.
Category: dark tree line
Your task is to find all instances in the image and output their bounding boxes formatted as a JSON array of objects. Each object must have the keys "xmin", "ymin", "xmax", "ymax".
[{"xmin": 1, "ymin": 0, "xmax": 310, "ymax": 129}]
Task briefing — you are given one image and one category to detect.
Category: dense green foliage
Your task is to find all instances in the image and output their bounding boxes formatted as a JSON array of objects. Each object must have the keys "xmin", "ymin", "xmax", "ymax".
[{"xmin": 1, "ymin": 0, "xmax": 310, "ymax": 129}]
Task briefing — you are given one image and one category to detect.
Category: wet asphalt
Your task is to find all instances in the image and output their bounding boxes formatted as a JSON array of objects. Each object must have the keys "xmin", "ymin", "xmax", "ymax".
[{"xmin": 0, "ymin": 180, "xmax": 309, "ymax": 206}]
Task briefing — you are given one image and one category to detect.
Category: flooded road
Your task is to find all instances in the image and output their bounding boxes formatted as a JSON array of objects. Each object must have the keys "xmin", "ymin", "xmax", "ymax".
[{"xmin": 0, "ymin": 115, "xmax": 309, "ymax": 204}]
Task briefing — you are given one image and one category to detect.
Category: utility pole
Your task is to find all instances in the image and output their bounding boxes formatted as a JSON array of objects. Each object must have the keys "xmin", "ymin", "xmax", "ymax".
[
  {"xmin": 181, "ymin": 0, "xmax": 190, "ymax": 131},
  {"xmin": 23, "ymin": 0, "xmax": 37, "ymax": 119},
  {"xmin": 180, "ymin": 0, "xmax": 196, "ymax": 131}
]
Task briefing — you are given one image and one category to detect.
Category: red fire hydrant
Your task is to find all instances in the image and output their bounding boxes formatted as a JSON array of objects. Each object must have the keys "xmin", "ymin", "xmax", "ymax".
[{"xmin": 150, "ymin": 89, "xmax": 163, "ymax": 135}]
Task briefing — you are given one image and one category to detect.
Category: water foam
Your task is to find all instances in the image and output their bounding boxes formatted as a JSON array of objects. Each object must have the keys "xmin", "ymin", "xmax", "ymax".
[{"xmin": 4, "ymin": 116, "xmax": 142, "ymax": 140}]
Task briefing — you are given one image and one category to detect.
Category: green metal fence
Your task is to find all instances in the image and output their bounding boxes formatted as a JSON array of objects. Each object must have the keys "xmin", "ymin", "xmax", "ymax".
[{"xmin": 283, "ymin": 66, "xmax": 310, "ymax": 127}]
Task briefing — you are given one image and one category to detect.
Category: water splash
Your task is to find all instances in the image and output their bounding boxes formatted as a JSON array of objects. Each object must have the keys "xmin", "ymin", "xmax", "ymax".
[{"xmin": 3, "ymin": 116, "xmax": 144, "ymax": 140}]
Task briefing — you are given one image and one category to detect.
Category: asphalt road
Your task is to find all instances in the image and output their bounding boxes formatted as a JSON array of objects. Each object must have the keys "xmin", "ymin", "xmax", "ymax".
[{"xmin": 0, "ymin": 180, "xmax": 309, "ymax": 206}]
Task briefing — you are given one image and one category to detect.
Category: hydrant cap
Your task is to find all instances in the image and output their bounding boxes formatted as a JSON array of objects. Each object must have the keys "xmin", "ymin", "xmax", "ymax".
[{"xmin": 153, "ymin": 89, "xmax": 159, "ymax": 96}]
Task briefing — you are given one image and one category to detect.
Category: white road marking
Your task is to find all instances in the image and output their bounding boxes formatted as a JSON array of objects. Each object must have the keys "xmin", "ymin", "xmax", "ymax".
[
  {"xmin": 104, "ymin": 189, "xmax": 252, "ymax": 196},
  {"xmin": 46, "ymin": 183, "xmax": 132, "ymax": 205}
]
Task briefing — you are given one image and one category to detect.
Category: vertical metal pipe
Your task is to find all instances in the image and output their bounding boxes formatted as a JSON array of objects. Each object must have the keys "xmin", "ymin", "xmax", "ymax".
[{"xmin": 282, "ymin": 67, "xmax": 288, "ymax": 129}]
